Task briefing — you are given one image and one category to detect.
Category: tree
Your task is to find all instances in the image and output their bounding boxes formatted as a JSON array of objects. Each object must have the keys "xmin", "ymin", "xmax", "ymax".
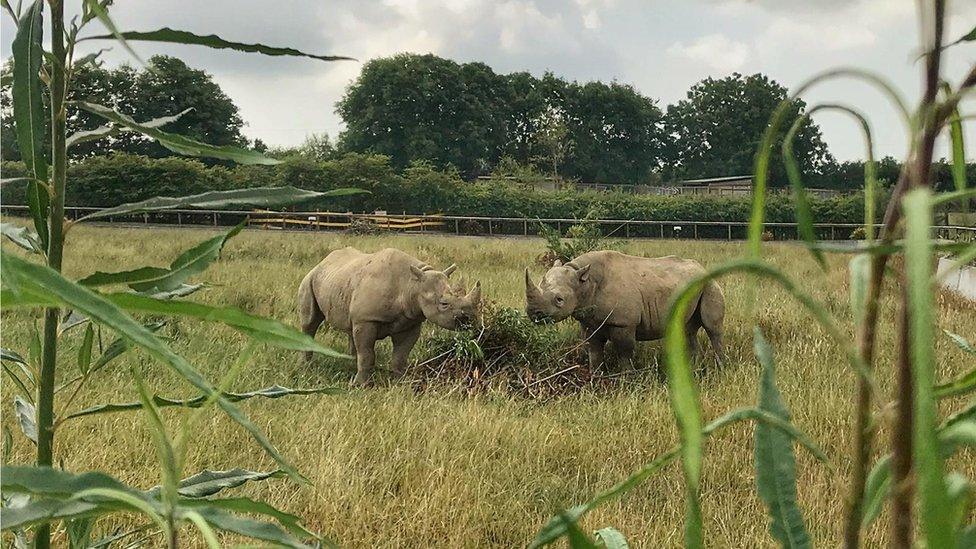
[
  {"xmin": 298, "ymin": 132, "xmax": 336, "ymax": 161},
  {"xmin": 563, "ymin": 80, "xmax": 664, "ymax": 183},
  {"xmin": 1, "ymin": 55, "xmax": 246, "ymax": 160},
  {"xmin": 337, "ymin": 53, "xmax": 510, "ymax": 177},
  {"xmin": 662, "ymin": 73, "xmax": 832, "ymax": 183},
  {"xmin": 531, "ymin": 106, "xmax": 573, "ymax": 178}
]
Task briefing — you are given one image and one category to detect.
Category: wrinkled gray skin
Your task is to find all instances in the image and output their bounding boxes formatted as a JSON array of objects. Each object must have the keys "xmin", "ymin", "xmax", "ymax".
[
  {"xmin": 298, "ymin": 247, "xmax": 481, "ymax": 385},
  {"xmin": 525, "ymin": 250, "xmax": 725, "ymax": 368}
]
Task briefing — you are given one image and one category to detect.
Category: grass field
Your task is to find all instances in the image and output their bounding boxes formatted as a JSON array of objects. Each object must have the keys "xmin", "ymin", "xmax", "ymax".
[{"xmin": 2, "ymin": 223, "xmax": 974, "ymax": 547}]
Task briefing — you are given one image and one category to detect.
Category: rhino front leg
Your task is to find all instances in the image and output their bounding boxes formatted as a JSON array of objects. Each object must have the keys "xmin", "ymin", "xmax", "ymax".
[
  {"xmin": 351, "ymin": 322, "xmax": 378, "ymax": 386},
  {"xmin": 608, "ymin": 326, "xmax": 637, "ymax": 370},
  {"xmin": 391, "ymin": 324, "xmax": 422, "ymax": 378},
  {"xmin": 582, "ymin": 326, "xmax": 607, "ymax": 369}
]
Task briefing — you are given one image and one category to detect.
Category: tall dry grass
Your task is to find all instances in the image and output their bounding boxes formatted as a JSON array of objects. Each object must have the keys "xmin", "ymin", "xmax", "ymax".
[{"xmin": 2, "ymin": 223, "xmax": 973, "ymax": 547}]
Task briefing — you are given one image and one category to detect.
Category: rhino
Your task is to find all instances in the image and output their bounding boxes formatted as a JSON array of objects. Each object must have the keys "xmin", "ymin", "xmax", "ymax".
[
  {"xmin": 524, "ymin": 250, "xmax": 724, "ymax": 368},
  {"xmin": 298, "ymin": 247, "xmax": 481, "ymax": 385}
]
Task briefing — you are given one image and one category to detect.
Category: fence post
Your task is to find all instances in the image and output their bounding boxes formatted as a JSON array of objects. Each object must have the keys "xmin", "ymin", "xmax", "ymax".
[
  {"xmin": 488, "ymin": 219, "xmax": 493, "ymax": 236},
  {"xmin": 177, "ymin": 212, "xmax": 182, "ymax": 226},
  {"xmin": 455, "ymin": 218, "xmax": 460, "ymax": 235},
  {"xmin": 659, "ymin": 224, "xmax": 663, "ymax": 239},
  {"xmin": 694, "ymin": 223, "xmax": 698, "ymax": 239},
  {"xmin": 625, "ymin": 222, "xmax": 629, "ymax": 238},
  {"xmin": 831, "ymin": 225, "xmax": 836, "ymax": 240},
  {"xmin": 524, "ymin": 219, "xmax": 528, "ymax": 236},
  {"xmin": 728, "ymin": 225, "xmax": 732, "ymax": 240}
]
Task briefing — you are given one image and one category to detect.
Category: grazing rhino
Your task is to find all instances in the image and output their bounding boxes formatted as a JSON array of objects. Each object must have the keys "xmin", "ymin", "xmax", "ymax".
[
  {"xmin": 524, "ymin": 250, "xmax": 724, "ymax": 368},
  {"xmin": 298, "ymin": 247, "xmax": 481, "ymax": 385}
]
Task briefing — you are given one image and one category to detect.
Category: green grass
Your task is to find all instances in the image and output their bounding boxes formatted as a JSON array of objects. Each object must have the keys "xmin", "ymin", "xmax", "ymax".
[{"xmin": 2, "ymin": 223, "xmax": 974, "ymax": 547}]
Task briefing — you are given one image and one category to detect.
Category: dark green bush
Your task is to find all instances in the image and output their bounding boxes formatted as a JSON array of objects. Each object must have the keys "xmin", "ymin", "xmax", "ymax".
[{"xmin": 0, "ymin": 152, "xmax": 874, "ymax": 225}]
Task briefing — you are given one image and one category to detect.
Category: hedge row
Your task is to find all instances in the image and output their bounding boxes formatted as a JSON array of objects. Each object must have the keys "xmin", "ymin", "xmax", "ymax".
[{"xmin": 0, "ymin": 152, "xmax": 872, "ymax": 224}]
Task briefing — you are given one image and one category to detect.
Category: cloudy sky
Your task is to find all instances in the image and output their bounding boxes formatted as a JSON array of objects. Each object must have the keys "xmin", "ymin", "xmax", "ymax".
[{"xmin": 2, "ymin": 0, "xmax": 974, "ymax": 161}]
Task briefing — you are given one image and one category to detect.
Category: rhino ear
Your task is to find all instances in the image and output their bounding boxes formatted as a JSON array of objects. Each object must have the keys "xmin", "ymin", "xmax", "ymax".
[
  {"xmin": 577, "ymin": 264, "xmax": 591, "ymax": 282},
  {"xmin": 444, "ymin": 264, "xmax": 458, "ymax": 277},
  {"xmin": 553, "ymin": 259, "xmax": 563, "ymax": 267},
  {"xmin": 410, "ymin": 265, "xmax": 426, "ymax": 280}
]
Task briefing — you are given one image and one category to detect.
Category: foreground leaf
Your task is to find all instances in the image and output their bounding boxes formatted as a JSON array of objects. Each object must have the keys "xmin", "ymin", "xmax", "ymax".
[
  {"xmin": 76, "ymin": 186, "xmax": 365, "ymax": 222},
  {"xmin": 0, "ymin": 252, "xmax": 306, "ymax": 481},
  {"xmin": 79, "ymin": 224, "xmax": 243, "ymax": 292},
  {"xmin": 753, "ymin": 328, "xmax": 811, "ymax": 548},
  {"xmin": 594, "ymin": 526, "xmax": 629, "ymax": 548},
  {"xmin": 66, "ymin": 385, "xmax": 342, "ymax": 420},
  {"xmin": 13, "ymin": 396, "xmax": 36, "ymax": 444},
  {"xmin": 0, "ymin": 498, "xmax": 114, "ymax": 530},
  {"xmin": 149, "ymin": 469, "xmax": 284, "ymax": 499},
  {"xmin": 11, "ymin": 0, "xmax": 49, "ymax": 248},
  {"xmin": 1, "ymin": 466, "xmax": 146, "ymax": 499},
  {"xmin": 81, "ymin": 0, "xmax": 144, "ymax": 65},
  {"xmin": 782, "ymin": 114, "xmax": 825, "ymax": 269},
  {"xmin": 181, "ymin": 496, "xmax": 321, "ymax": 542},
  {"xmin": 192, "ymin": 505, "xmax": 312, "ymax": 549},
  {"xmin": 529, "ymin": 406, "xmax": 828, "ymax": 547},
  {"xmin": 903, "ymin": 188, "xmax": 954, "ymax": 548},
  {"xmin": 945, "ymin": 330, "xmax": 975, "ymax": 355},
  {"xmin": 4, "ymin": 286, "xmax": 347, "ymax": 359},
  {"xmin": 860, "ymin": 455, "xmax": 891, "ymax": 528},
  {"xmin": 80, "ymin": 27, "xmax": 354, "ymax": 62},
  {"xmin": 1, "ymin": 223, "xmax": 43, "ymax": 254},
  {"xmin": 72, "ymin": 101, "xmax": 281, "ymax": 165}
]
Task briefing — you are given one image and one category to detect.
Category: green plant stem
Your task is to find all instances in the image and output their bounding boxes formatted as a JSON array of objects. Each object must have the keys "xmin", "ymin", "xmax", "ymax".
[
  {"xmin": 35, "ymin": 2, "xmax": 67, "ymax": 548},
  {"xmin": 890, "ymin": 3, "xmax": 945, "ymax": 546},
  {"xmin": 843, "ymin": 258, "xmax": 882, "ymax": 549}
]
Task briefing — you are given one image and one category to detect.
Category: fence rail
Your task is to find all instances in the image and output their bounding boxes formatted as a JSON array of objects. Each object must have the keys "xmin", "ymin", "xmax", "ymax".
[{"xmin": 2, "ymin": 205, "xmax": 974, "ymax": 241}]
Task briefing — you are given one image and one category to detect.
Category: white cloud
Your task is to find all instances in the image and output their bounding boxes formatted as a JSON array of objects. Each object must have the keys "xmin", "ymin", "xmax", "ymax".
[{"xmin": 666, "ymin": 34, "xmax": 749, "ymax": 73}]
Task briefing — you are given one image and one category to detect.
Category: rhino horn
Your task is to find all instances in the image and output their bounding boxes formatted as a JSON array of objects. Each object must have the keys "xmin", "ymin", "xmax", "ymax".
[
  {"xmin": 553, "ymin": 259, "xmax": 563, "ymax": 267},
  {"xmin": 444, "ymin": 264, "xmax": 458, "ymax": 277},
  {"xmin": 465, "ymin": 280, "xmax": 482, "ymax": 303},
  {"xmin": 524, "ymin": 268, "xmax": 542, "ymax": 300}
]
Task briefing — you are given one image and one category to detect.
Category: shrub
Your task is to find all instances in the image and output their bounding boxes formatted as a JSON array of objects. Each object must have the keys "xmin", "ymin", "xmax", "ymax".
[
  {"xmin": 1, "ymin": 152, "xmax": 873, "ymax": 227},
  {"xmin": 538, "ymin": 208, "xmax": 614, "ymax": 265}
]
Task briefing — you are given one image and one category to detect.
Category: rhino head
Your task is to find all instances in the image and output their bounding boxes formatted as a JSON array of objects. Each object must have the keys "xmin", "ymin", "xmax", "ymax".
[
  {"xmin": 410, "ymin": 263, "xmax": 482, "ymax": 330},
  {"xmin": 524, "ymin": 259, "xmax": 591, "ymax": 323}
]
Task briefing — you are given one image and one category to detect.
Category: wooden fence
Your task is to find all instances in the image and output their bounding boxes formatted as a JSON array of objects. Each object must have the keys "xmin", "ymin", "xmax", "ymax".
[{"xmin": 2, "ymin": 205, "xmax": 973, "ymax": 241}]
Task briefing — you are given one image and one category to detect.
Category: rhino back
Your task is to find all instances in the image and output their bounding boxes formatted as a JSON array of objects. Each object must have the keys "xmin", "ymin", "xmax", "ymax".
[
  {"xmin": 574, "ymin": 251, "xmax": 706, "ymax": 338},
  {"xmin": 310, "ymin": 247, "xmax": 422, "ymax": 331}
]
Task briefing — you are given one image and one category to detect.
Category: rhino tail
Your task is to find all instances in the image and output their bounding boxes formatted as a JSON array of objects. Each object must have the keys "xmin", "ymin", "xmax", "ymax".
[{"xmin": 297, "ymin": 271, "xmax": 324, "ymax": 337}]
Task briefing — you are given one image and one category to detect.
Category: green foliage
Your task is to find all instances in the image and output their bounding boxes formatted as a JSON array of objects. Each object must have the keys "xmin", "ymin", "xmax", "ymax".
[
  {"xmin": 80, "ymin": 27, "xmax": 354, "ymax": 62},
  {"xmin": 65, "ymin": 385, "xmax": 343, "ymax": 421},
  {"xmin": 2, "ymin": 153, "xmax": 875, "ymax": 226},
  {"xmin": 2, "ymin": 55, "xmax": 250, "ymax": 161},
  {"xmin": 538, "ymin": 208, "xmax": 612, "ymax": 264},
  {"xmin": 1, "ymin": 3, "xmax": 354, "ymax": 546},
  {"xmin": 336, "ymin": 53, "xmax": 664, "ymax": 182},
  {"xmin": 753, "ymin": 329, "xmax": 811, "ymax": 548},
  {"xmin": 662, "ymin": 73, "xmax": 831, "ymax": 182}
]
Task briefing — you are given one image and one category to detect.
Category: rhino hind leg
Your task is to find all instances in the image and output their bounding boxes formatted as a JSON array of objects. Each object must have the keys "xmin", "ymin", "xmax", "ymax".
[
  {"xmin": 699, "ymin": 281, "xmax": 726, "ymax": 365},
  {"xmin": 351, "ymin": 322, "xmax": 378, "ymax": 386},
  {"xmin": 685, "ymin": 321, "xmax": 702, "ymax": 362}
]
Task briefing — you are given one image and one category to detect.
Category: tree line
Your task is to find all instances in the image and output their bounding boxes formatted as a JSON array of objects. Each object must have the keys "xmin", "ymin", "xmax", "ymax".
[{"xmin": 2, "ymin": 53, "xmax": 971, "ymax": 190}]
